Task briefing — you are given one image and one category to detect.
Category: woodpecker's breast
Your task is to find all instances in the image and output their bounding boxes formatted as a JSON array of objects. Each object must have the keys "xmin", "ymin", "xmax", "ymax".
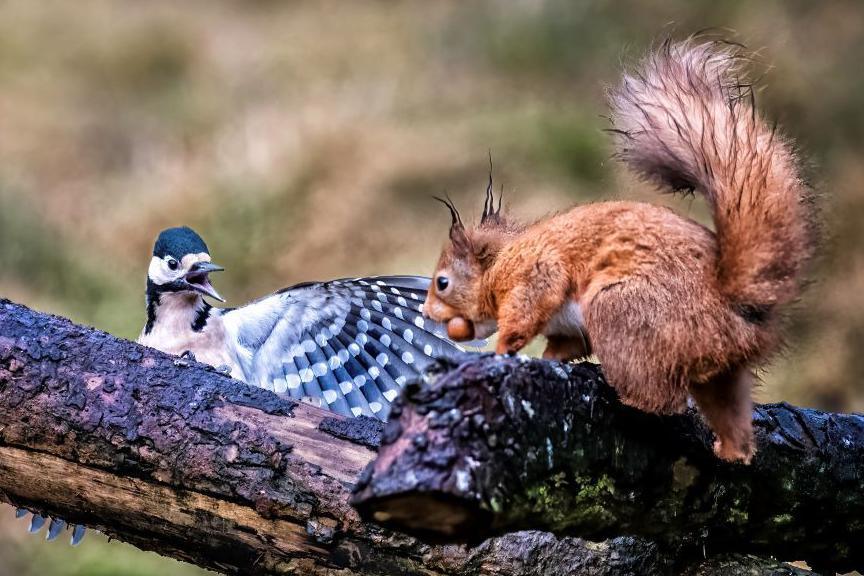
[{"xmin": 138, "ymin": 298, "xmax": 241, "ymax": 378}]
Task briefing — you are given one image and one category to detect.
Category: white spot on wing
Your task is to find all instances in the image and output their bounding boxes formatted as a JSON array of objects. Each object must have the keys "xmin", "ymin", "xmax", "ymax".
[
  {"xmin": 402, "ymin": 352, "xmax": 415, "ymax": 364},
  {"xmin": 394, "ymin": 307, "xmax": 404, "ymax": 319},
  {"xmin": 382, "ymin": 317, "xmax": 392, "ymax": 330},
  {"xmin": 383, "ymin": 390, "xmax": 398, "ymax": 402},
  {"xmin": 312, "ymin": 362, "xmax": 328, "ymax": 377},
  {"xmin": 299, "ymin": 369, "xmax": 314, "ymax": 383},
  {"xmin": 274, "ymin": 379, "xmax": 287, "ymax": 394},
  {"xmin": 360, "ymin": 308, "xmax": 371, "ymax": 321},
  {"xmin": 424, "ymin": 344, "xmax": 433, "ymax": 356},
  {"xmin": 323, "ymin": 390, "xmax": 338, "ymax": 404},
  {"xmin": 371, "ymin": 300, "xmax": 383, "ymax": 312},
  {"xmin": 413, "ymin": 317, "xmax": 424, "ymax": 329},
  {"xmin": 302, "ymin": 340, "xmax": 316, "ymax": 353},
  {"xmin": 369, "ymin": 366, "xmax": 380, "ymax": 379},
  {"xmin": 339, "ymin": 381, "xmax": 353, "ymax": 394},
  {"xmin": 370, "ymin": 401, "xmax": 383, "ymax": 413},
  {"xmin": 349, "ymin": 343, "xmax": 361, "ymax": 356},
  {"xmin": 396, "ymin": 376, "xmax": 407, "ymax": 386},
  {"xmin": 286, "ymin": 374, "xmax": 301, "ymax": 389},
  {"xmin": 397, "ymin": 296, "xmax": 407, "ymax": 307},
  {"xmin": 351, "ymin": 407, "xmax": 363, "ymax": 416},
  {"xmin": 354, "ymin": 374, "xmax": 367, "ymax": 387},
  {"xmin": 403, "ymin": 329, "xmax": 414, "ymax": 343},
  {"xmin": 376, "ymin": 353, "xmax": 389, "ymax": 366}
]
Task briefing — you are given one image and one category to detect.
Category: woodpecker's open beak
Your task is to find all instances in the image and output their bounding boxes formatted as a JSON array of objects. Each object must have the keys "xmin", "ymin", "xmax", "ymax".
[{"xmin": 184, "ymin": 262, "xmax": 225, "ymax": 302}]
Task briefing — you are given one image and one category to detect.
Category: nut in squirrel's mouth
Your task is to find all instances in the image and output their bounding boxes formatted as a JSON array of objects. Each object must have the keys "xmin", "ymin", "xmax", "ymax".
[{"xmin": 446, "ymin": 317, "xmax": 475, "ymax": 341}]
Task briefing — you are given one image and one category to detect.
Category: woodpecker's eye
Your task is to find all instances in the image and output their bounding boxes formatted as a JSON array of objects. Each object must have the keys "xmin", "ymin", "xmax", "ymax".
[
  {"xmin": 166, "ymin": 258, "xmax": 179, "ymax": 271},
  {"xmin": 435, "ymin": 275, "xmax": 450, "ymax": 292}
]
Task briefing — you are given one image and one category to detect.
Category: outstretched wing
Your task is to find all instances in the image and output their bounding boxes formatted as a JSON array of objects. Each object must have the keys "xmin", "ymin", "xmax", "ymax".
[{"xmin": 221, "ymin": 276, "xmax": 474, "ymax": 420}]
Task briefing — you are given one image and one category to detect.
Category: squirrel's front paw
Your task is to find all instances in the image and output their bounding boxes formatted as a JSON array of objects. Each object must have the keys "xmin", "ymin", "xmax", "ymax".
[{"xmin": 495, "ymin": 332, "xmax": 530, "ymax": 355}]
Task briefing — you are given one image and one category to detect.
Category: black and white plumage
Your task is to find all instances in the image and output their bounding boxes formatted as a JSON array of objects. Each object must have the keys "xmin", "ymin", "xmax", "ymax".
[
  {"xmin": 135, "ymin": 227, "xmax": 472, "ymax": 419},
  {"xmin": 222, "ymin": 275, "xmax": 462, "ymax": 420}
]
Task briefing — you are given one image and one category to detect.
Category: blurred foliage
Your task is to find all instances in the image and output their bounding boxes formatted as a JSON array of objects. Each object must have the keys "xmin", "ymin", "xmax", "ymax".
[
  {"xmin": 0, "ymin": 507, "xmax": 209, "ymax": 576},
  {"xmin": 0, "ymin": 0, "xmax": 862, "ymax": 573}
]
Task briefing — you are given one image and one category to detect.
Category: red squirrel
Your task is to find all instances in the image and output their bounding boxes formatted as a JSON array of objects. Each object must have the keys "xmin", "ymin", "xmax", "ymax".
[{"xmin": 422, "ymin": 39, "xmax": 816, "ymax": 463}]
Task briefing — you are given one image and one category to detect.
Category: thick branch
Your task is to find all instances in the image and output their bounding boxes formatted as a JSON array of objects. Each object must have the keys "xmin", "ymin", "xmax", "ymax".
[
  {"xmin": 0, "ymin": 300, "xmax": 819, "ymax": 575},
  {"xmin": 352, "ymin": 354, "xmax": 863, "ymax": 574}
]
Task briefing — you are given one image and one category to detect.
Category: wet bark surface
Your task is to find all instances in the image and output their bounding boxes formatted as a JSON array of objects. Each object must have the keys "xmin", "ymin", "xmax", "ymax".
[
  {"xmin": 352, "ymin": 354, "xmax": 863, "ymax": 574},
  {"xmin": 0, "ymin": 299, "xmax": 820, "ymax": 575}
]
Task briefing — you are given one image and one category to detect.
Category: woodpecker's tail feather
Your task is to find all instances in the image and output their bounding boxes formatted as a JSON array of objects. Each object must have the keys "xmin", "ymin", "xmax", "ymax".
[
  {"xmin": 609, "ymin": 38, "xmax": 816, "ymax": 312},
  {"xmin": 14, "ymin": 507, "xmax": 87, "ymax": 545}
]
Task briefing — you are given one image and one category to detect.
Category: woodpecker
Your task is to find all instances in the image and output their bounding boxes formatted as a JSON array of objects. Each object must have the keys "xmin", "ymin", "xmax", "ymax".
[
  {"xmin": 16, "ymin": 225, "xmax": 468, "ymax": 543},
  {"xmin": 137, "ymin": 226, "xmax": 464, "ymax": 417}
]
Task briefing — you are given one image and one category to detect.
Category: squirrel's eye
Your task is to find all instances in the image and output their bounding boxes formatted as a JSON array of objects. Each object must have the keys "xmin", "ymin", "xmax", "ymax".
[
  {"xmin": 435, "ymin": 275, "xmax": 450, "ymax": 292},
  {"xmin": 166, "ymin": 258, "xmax": 179, "ymax": 271}
]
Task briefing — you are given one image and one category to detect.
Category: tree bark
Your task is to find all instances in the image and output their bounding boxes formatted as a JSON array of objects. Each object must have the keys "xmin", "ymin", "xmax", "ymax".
[
  {"xmin": 0, "ymin": 299, "xmax": 817, "ymax": 575},
  {"xmin": 352, "ymin": 354, "xmax": 863, "ymax": 575}
]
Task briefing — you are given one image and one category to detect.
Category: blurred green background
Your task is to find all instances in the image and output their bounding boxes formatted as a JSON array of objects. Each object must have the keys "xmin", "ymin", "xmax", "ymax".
[{"xmin": 0, "ymin": 0, "xmax": 861, "ymax": 574}]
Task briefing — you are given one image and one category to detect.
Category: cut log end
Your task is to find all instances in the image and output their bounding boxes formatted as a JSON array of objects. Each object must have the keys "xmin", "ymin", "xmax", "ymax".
[{"xmin": 355, "ymin": 492, "xmax": 491, "ymax": 543}]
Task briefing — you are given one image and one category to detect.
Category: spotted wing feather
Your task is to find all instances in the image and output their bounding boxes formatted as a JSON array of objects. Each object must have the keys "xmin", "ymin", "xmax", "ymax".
[{"xmin": 221, "ymin": 276, "xmax": 466, "ymax": 420}]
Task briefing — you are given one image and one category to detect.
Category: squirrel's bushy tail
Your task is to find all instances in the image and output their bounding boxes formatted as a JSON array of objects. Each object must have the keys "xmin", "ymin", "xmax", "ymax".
[{"xmin": 609, "ymin": 38, "xmax": 815, "ymax": 313}]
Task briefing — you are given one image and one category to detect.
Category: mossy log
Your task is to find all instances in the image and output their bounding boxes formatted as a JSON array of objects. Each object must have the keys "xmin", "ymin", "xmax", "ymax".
[
  {"xmin": 352, "ymin": 355, "xmax": 864, "ymax": 575},
  {"xmin": 0, "ymin": 299, "xmax": 820, "ymax": 575}
]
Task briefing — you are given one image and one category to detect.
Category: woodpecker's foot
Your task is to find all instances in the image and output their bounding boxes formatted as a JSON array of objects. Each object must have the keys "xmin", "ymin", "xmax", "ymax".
[
  {"xmin": 174, "ymin": 350, "xmax": 197, "ymax": 367},
  {"xmin": 215, "ymin": 364, "xmax": 233, "ymax": 376}
]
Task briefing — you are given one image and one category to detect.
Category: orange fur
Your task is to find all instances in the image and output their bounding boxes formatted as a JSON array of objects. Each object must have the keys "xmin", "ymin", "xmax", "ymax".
[{"xmin": 423, "ymin": 39, "xmax": 816, "ymax": 463}]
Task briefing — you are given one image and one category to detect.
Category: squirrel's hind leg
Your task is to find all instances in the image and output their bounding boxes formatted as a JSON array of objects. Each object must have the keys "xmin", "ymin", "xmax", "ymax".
[
  {"xmin": 542, "ymin": 334, "xmax": 591, "ymax": 361},
  {"xmin": 690, "ymin": 368, "xmax": 755, "ymax": 463}
]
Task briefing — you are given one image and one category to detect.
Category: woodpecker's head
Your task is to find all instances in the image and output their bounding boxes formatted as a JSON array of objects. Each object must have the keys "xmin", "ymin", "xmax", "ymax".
[{"xmin": 147, "ymin": 226, "xmax": 225, "ymax": 303}]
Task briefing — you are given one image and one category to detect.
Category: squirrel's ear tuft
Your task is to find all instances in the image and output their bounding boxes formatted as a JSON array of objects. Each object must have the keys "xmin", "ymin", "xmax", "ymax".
[
  {"xmin": 480, "ymin": 154, "xmax": 505, "ymax": 227},
  {"xmin": 434, "ymin": 195, "xmax": 472, "ymax": 254}
]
